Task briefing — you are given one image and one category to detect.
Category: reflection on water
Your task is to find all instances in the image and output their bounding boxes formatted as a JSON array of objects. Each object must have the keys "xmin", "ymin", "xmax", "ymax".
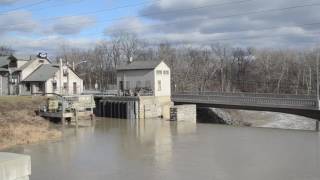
[{"xmin": 3, "ymin": 118, "xmax": 320, "ymax": 180}]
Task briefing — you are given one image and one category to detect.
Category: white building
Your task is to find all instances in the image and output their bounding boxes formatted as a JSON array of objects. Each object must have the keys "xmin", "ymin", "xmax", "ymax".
[
  {"xmin": 0, "ymin": 54, "xmax": 83, "ymax": 96},
  {"xmin": 116, "ymin": 60, "xmax": 171, "ymax": 97}
]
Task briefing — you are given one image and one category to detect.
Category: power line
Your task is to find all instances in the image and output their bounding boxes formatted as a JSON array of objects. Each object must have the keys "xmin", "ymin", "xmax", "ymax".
[
  {"xmin": 0, "ymin": 0, "xmax": 248, "ymax": 28},
  {"xmin": 105, "ymin": 2, "xmax": 320, "ymax": 34},
  {"xmin": 1, "ymin": 0, "xmax": 319, "ymax": 32},
  {"xmin": 1, "ymin": 1, "xmax": 320, "ymax": 48},
  {"xmin": 0, "ymin": 0, "xmax": 52, "ymax": 15}
]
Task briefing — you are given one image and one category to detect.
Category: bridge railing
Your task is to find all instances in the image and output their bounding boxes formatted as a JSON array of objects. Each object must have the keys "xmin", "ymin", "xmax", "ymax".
[
  {"xmin": 172, "ymin": 94, "xmax": 318, "ymax": 110},
  {"xmin": 173, "ymin": 91, "xmax": 317, "ymax": 99}
]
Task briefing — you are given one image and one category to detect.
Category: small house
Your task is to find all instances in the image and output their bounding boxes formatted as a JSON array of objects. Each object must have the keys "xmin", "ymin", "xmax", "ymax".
[{"xmin": 116, "ymin": 60, "xmax": 171, "ymax": 97}]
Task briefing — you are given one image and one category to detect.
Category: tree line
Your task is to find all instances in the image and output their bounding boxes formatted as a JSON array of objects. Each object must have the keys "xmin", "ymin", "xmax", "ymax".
[{"xmin": 2, "ymin": 33, "xmax": 319, "ymax": 95}]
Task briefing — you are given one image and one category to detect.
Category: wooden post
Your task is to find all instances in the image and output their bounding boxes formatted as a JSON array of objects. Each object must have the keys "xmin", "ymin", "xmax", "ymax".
[
  {"xmin": 143, "ymin": 105, "xmax": 146, "ymax": 119},
  {"xmin": 61, "ymin": 97, "xmax": 65, "ymax": 126},
  {"xmin": 75, "ymin": 109, "xmax": 78, "ymax": 129}
]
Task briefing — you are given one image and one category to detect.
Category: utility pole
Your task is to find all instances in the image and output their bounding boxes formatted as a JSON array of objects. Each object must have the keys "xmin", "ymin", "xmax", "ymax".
[
  {"xmin": 317, "ymin": 52, "xmax": 320, "ymax": 107},
  {"xmin": 59, "ymin": 58, "xmax": 63, "ymax": 95},
  {"xmin": 316, "ymin": 52, "xmax": 319, "ymax": 131}
]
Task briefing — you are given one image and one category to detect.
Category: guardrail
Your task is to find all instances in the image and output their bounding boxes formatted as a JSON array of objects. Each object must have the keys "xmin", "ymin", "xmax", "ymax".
[
  {"xmin": 172, "ymin": 94, "xmax": 319, "ymax": 110},
  {"xmin": 173, "ymin": 91, "xmax": 317, "ymax": 99}
]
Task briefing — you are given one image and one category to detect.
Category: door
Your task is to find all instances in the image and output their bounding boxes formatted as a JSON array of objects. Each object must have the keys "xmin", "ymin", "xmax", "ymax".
[{"xmin": 119, "ymin": 81, "xmax": 124, "ymax": 91}]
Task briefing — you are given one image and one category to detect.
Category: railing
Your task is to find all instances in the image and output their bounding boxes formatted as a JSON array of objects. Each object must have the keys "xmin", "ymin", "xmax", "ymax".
[
  {"xmin": 172, "ymin": 93, "xmax": 319, "ymax": 110},
  {"xmin": 174, "ymin": 91, "xmax": 317, "ymax": 99}
]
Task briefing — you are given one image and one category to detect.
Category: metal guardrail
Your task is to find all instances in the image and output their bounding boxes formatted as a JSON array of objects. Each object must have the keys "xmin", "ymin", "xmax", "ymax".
[
  {"xmin": 172, "ymin": 93, "xmax": 319, "ymax": 110},
  {"xmin": 174, "ymin": 91, "xmax": 317, "ymax": 99}
]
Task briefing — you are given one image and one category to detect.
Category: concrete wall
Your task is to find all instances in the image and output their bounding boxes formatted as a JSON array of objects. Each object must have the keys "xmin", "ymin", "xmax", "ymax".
[
  {"xmin": 117, "ymin": 69, "xmax": 154, "ymax": 92},
  {"xmin": 139, "ymin": 96, "xmax": 172, "ymax": 119},
  {"xmin": 154, "ymin": 61, "xmax": 171, "ymax": 97},
  {"xmin": 170, "ymin": 105, "xmax": 197, "ymax": 123},
  {"xmin": 0, "ymin": 153, "xmax": 31, "ymax": 180}
]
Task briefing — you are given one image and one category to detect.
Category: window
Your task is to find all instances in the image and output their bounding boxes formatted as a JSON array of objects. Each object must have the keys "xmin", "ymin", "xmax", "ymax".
[
  {"xmin": 73, "ymin": 82, "xmax": 77, "ymax": 94},
  {"xmin": 163, "ymin": 70, "xmax": 169, "ymax": 75},
  {"xmin": 156, "ymin": 70, "xmax": 162, "ymax": 75},
  {"xmin": 63, "ymin": 69, "xmax": 68, "ymax": 77},
  {"xmin": 26, "ymin": 83, "xmax": 30, "ymax": 91},
  {"xmin": 63, "ymin": 82, "xmax": 68, "ymax": 89},
  {"xmin": 119, "ymin": 81, "xmax": 124, "ymax": 91},
  {"xmin": 38, "ymin": 83, "xmax": 43, "ymax": 91},
  {"xmin": 52, "ymin": 82, "xmax": 57, "ymax": 91},
  {"xmin": 158, "ymin": 80, "xmax": 161, "ymax": 91}
]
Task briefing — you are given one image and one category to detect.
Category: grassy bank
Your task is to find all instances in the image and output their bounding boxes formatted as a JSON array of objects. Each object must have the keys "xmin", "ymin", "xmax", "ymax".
[{"xmin": 0, "ymin": 96, "xmax": 61, "ymax": 150}]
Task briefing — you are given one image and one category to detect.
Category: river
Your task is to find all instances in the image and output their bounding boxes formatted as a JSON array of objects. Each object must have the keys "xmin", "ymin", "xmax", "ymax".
[{"xmin": 3, "ymin": 118, "xmax": 320, "ymax": 180}]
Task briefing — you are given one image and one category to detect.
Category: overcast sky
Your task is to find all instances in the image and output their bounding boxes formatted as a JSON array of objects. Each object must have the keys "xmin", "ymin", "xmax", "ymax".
[{"xmin": 0, "ymin": 0, "xmax": 320, "ymax": 56}]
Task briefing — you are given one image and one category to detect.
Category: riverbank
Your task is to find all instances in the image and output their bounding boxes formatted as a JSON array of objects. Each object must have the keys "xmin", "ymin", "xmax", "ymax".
[
  {"xmin": 204, "ymin": 108, "xmax": 317, "ymax": 131},
  {"xmin": 0, "ymin": 96, "xmax": 61, "ymax": 150}
]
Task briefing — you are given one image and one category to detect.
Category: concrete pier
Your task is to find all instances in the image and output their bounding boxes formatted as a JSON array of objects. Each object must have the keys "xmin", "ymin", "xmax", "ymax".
[
  {"xmin": 0, "ymin": 153, "xmax": 31, "ymax": 180},
  {"xmin": 170, "ymin": 104, "xmax": 197, "ymax": 123}
]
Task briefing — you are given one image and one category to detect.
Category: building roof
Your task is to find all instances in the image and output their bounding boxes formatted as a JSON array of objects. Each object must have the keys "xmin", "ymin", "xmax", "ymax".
[
  {"xmin": 0, "ymin": 56, "xmax": 10, "ymax": 68},
  {"xmin": 23, "ymin": 64, "xmax": 59, "ymax": 82},
  {"xmin": 0, "ymin": 68, "xmax": 9, "ymax": 72},
  {"xmin": 16, "ymin": 58, "xmax": 36, "ymax": 71},
  {"xmin": 116, "ymin": 60, "xmax": 161, "ymax": 71}
]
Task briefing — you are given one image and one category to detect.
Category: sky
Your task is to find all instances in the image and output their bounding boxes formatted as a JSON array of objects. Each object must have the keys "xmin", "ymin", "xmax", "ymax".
[{"xmin": 0, "ymin": 0, "xmax": 320, "ymax": 57}]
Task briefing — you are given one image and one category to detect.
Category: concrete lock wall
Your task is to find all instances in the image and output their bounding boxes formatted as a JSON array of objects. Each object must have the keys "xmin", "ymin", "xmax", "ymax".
[
  {"xmin": 97, "ymin": 96, "xmax": 172, "ymax": 120},
  {"xmin": 139, "ymin": 96, "xmax": 172, "ymax": 119},
  {"xmin": 0, "ymin": 153, "xmax": 31, "ymax": 180},
  {"xmin": 170, "ymin": 104, "xmax": 197, "ymax": 123}
]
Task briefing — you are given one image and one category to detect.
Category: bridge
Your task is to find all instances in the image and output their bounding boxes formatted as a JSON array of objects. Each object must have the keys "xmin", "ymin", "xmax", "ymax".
[{"xmin": 172, "ymin": 92, "xmax": 320, "ymax": 121}]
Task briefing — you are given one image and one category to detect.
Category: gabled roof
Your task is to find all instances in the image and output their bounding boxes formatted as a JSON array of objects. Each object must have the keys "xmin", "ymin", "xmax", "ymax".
[
  {"xmin": 16, "ymin": 58, "xmax": 36, "ymax": 71},
  {"xmin": 116, "ymin": 60, "xmax": 161, "ymax": 71},
  {"xmin": 17, "ymin": 57, "xmax": 49, "ymax": 72},
  {"xmin": 23, "ymin": 64, "xmax": 59, "ymax": 82},
  {"xmin": 0, "ymin": 56, "xmax": 10, "ymax": 68},
  {"xmin": 0, "ymin": 68, "xmax": 9, "ymax": 72}
]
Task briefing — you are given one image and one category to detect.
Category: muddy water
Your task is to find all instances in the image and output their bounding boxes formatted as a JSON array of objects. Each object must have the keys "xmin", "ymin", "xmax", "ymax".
[{"xmin": 4, "ymin": 118, "xmax": 320, "ymax": 180}]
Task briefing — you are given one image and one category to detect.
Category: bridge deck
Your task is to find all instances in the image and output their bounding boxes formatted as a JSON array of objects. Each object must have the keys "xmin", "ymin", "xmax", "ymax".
[{"xmin": 172, "ymin": 93, "xmax": 319, "ymax": 111}]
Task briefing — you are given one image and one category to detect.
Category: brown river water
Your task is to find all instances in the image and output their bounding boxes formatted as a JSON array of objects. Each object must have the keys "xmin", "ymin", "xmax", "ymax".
[{"xmin": 3, "ymin": 118, "xmax": 320, "ymax": 180}]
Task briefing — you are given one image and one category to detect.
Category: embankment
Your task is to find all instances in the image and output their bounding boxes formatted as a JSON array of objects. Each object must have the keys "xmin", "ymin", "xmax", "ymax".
[
  {"xmin": 0, "ymin": 96, "xmax": 61, "ymax": 150},
  {"xmin": 198, "ymin": 108, "xmax": 317, "ymax": 130}
]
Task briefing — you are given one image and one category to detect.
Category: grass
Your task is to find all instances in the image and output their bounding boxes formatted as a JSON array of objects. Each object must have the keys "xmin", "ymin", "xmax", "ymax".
[{"xmin": 0, "ymin": 96, "xmax": 61, "ymax": 150}]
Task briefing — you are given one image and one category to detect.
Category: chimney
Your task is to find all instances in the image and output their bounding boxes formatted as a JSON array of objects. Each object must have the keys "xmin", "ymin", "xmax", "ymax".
[{"xmin": 128, "ymin": 57, "xmax": 133, "ymax": 64}]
